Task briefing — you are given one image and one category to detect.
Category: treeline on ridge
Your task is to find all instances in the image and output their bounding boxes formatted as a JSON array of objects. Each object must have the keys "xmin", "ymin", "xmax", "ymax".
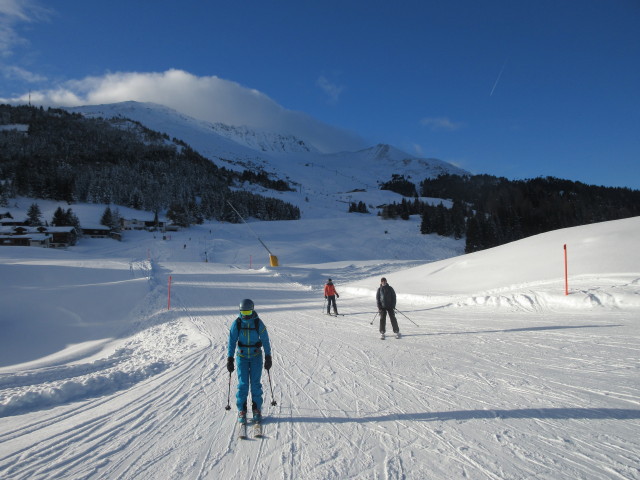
[
  {"xmin": 379, "ymin": 173, "xmax": 640, "ymax": 253},
  {"xmin": 0, "ymin": 104, "xmax": 300, "ymax": 224}
]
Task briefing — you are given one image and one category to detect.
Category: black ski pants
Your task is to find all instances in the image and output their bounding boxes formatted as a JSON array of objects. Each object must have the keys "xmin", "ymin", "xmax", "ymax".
[
  {"xmin": 326, "ymin": 295, "xmax": 338, "ymax": 314},
  {"xmin": 379, "ymin": 308, "xmax": 399, "ymax": 334}
]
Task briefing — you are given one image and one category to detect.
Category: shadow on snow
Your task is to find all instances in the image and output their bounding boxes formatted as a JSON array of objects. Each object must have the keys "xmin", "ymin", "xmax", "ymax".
[{"xmin": 267, "ymin": 407, "xmax": 640, "ymax": 424}]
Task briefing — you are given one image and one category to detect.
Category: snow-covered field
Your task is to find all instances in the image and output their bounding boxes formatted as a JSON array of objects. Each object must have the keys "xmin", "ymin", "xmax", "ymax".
[{"xmin": 1, "ymin": 204, "xmax": 639, "ymax": 479}]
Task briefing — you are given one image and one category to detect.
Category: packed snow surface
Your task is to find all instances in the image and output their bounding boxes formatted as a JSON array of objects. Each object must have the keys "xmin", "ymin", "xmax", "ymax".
[{"xmin": 1, "ymin": 202, "xmax": 639, "ymax": 479}]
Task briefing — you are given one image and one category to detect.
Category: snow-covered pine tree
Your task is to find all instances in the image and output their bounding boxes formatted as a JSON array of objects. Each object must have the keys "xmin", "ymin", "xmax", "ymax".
[{"xmin": 26, "ymin": 203, "xmax": 43, "ymax": 226}]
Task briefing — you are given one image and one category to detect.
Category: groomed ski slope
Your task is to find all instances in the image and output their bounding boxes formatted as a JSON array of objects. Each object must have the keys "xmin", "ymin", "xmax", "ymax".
[{"xmin": 1, "ymin": 215, "xmax": 639, "ymax": 479}]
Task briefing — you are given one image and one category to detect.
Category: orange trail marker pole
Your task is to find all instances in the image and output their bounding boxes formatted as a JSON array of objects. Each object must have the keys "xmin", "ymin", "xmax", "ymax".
[{"xmin": 564, "ymin": 244, "xmax": 569, "ymax": 296}]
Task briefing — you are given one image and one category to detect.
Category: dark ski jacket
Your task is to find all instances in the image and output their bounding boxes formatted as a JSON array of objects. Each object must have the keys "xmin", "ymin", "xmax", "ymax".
[
  {"xmin": 376, "ymin": 284, "xmax": 396, "ymax": 310},
  {"xmin": 227, "ymin": 311, "xmax": 272, "ymax": 359}
]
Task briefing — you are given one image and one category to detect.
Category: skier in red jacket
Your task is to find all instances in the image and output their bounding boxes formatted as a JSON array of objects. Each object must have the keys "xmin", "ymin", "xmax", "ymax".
[{"xmin": 324, "ymin": 278, "xmax": 340, "ymax": 315}]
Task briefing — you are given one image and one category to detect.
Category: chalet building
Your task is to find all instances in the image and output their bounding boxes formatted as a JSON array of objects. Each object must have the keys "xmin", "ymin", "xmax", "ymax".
[
  {"xmin": 0, "ymin": 235, "xmax": 30, "ymax": 246},
  {"xmin": 121, "ymin": 218, "xmax": 166, "ymax": 231},
  {"xmin": 121, "ymin": 218, "xmax": 146, "ymax": 230},
  {"xmin": 0, "ymin": 220, "xmax": 27, "ymax": 227},
  {"xmin": 47, "ymin": 227, "xmax": 79, "ymax": 247},
  {"xmin": 0, "ymin": 233, "xmax": 50, "ymax": 247},
  {"xmin": 26, "ymin": 234, "xmax": 51, "ymax": 247},
  {"xmin": 81, "ymin": 225, "xmax": 112, "ymax": 238},
  {"xmin": 145, "ymin": 220, "xmax": 166, "ymax": 231},
  {"xmin": 0, "ymin": 225, "xmax": 77, "ymax": 248}
]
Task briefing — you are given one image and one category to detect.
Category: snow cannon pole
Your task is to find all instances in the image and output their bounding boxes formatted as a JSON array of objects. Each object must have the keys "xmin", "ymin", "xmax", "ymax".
[
  {"xmin": 564, "ymin": 244, "xmax": 569, "ymax": 296},
  {"xmin": 227, "ymin": 201, "xmax": 279, "ymax": 267},
  {"xmin": 167, "ymin": 275, "xmax": 172, "ymax": 310}
]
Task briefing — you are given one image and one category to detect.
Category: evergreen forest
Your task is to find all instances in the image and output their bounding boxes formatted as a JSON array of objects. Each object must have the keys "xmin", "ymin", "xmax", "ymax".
[
  {"xmin": 379, "ymin": 173, "xmax": 640, "ymax": 253},
  {"xmin": 0, "ymin": 105, "xmax": 300, "ymax": 225}
]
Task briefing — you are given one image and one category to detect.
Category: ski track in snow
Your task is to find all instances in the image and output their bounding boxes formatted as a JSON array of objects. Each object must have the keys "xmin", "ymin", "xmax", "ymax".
[{"xmin": 1, "ymin": 226, "xmax": 640, "ymax": 479}]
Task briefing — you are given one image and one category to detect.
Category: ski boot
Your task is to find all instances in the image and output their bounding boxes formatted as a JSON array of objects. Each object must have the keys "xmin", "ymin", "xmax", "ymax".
[
  {"xmin": 252, "ymin": 402, "xmax": 262, "ymax": 423},
  {"xmin": 237, "ymin": 410, "xmax": 247, "ymax": 425}
]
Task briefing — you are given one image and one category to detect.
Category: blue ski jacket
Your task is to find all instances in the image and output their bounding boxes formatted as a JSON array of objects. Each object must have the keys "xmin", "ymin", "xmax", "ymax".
[{"xmin": 227, "ymin": 312, "xmax": 272, "ymax": 359}]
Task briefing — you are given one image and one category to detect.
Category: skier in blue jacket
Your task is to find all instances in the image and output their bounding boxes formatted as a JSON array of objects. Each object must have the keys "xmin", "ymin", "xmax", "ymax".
[{"xmin": 227, "ymin": 299, "xmax": 272, "ymax": 424}]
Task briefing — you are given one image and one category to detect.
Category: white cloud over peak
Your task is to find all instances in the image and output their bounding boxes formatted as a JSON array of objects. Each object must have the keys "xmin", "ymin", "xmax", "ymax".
[{"xmin": 2, "ymin": 69, "xmax": 365, "ymax": 153}]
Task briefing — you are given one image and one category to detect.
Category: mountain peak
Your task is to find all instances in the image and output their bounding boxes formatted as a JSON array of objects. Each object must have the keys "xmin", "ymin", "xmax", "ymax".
[
  {"xmin": 66, "ymin": 100, "xmax": 469, "ymax": 218},
  {"xmin": 362, "ymin": 144, "xmax": 417, "ymax": 161}
]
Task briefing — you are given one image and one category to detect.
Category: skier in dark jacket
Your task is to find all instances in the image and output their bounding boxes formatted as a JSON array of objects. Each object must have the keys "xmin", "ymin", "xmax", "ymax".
[
  {"xmin": 227, "ymin": 299, "xmax": 272, "ymax": 425},
  {"xmin": 376, "ymin": 277, "xmax": 400, "ymax": 339}
]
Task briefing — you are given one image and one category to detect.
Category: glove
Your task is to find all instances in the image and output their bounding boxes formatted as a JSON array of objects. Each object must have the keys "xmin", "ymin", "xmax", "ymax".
[
  {"xmin": 336, "ymin": 294, "xmax": 339, "ymax": 298},
  {"xmin": 324, "ymin": 296, "xmax": 327, "ymax": 299},
  {"xmin": 264, "ymin": 355, "xmax": 272, "ymax": 371},
  {"xmin": 226, "ymin": 357, "xmax": 235, "ymax": 373}
]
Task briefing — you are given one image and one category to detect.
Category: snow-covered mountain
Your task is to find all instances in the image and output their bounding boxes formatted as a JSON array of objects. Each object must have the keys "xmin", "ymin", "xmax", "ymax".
[
  {"xmin": 207, "ymin": 121, "xmax": 317, "ymax": 155},
  {"xmin": 68, "ymin": 101, "xmax": 273, "ymax": 164},
  {"xmin": 67, "ymin": 101, "xmax": 468, "ymax": 218}
]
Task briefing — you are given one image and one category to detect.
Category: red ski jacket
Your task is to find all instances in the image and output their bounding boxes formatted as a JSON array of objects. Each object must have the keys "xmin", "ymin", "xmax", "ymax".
[{"xmin": 324, "ymin": 282, "xmax": 338, "ymax": 297}]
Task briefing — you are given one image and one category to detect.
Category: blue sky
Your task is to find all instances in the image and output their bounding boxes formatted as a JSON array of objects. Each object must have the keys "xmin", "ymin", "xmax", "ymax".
[{"xmin": 1, "ymin": 0, "xmax": 639, "ymax": 189}]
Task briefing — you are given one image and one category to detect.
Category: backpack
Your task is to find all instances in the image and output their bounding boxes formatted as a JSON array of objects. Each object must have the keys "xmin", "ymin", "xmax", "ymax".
[{"xmin": 235, "ymin": 316, "xmax": 262, "ymax": 348}]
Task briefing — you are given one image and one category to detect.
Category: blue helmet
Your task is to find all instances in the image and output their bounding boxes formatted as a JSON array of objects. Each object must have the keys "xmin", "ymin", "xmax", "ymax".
[{"xmin": 239, "ymin": 299, "xmax": 254, "ymax": 317}]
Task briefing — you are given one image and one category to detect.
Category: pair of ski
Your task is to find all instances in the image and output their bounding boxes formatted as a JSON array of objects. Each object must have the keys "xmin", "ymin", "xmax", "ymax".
[
  {"xmin": 238, "ymin": 418, "xmax": 263, "ymax": 439},
  {"xmin": 380, "ymin": 333, "xmax": 401, "ymax": 340}
]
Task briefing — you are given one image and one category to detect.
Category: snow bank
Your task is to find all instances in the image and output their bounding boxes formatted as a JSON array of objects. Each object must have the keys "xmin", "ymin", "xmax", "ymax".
[
  {"xmin": 346, "ymin": 217, "xmax": 640, "ymax": 311},
  {"xmin": 0, "ymin": 249, "xmax": 210, "ymax": 417},
  {"xmin": 0, "ymin": 317, "xmax": 208, "ymax": 417}
]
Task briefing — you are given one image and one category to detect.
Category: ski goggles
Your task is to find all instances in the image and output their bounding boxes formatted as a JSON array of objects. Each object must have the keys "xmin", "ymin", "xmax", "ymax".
[{"xmin": 240, "ymin": 310, "xmax": 253, "ymax": 316}]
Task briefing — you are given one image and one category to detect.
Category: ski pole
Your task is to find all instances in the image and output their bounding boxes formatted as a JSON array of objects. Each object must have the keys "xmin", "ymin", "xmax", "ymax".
[
  {"xmin": 395, "ymin": 308, "xmax": 419, "ymax": 326},
  {"xmin": 224, "ymin": 371, "xmax": 232, "ymax": 411},
  {"xmin": 370, "ymin": 311, "xmax": 379, "ymax": 325},
  {"xmin": 267, "ymin": 369, "xmax": 277, "ymax": 406},
  {"xmin": 322, "ymin": 298, "xmax": 327, "ymax": 313}
]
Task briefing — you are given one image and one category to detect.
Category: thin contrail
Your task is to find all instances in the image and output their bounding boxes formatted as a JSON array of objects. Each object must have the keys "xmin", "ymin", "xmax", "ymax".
[{"xmin": 490, "ymin": 59, "xmax": 508, "ymax": 97}]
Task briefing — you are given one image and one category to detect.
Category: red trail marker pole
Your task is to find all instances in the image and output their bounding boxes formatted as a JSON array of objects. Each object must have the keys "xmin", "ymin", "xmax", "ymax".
[{"xmin": 563, "ymin": 244, "xmax": 569, "ymax": 296}]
